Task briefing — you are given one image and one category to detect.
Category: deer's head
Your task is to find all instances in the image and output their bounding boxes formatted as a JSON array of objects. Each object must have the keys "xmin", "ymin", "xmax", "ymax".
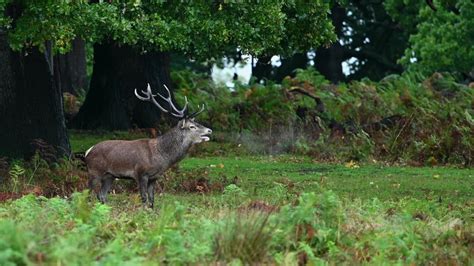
[
  {"xmin": 134, "ymin": 83, "xmax": 212, "ymax": 144},
  {"xmin": 178, "ymin": 118, "xmax": 212, "ymax": 144}
]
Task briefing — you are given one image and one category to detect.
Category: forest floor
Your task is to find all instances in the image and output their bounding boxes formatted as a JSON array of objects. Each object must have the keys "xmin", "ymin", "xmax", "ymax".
[{"xmin": 0, "ymin": 132, "xmax": 472, "ymax": 264}]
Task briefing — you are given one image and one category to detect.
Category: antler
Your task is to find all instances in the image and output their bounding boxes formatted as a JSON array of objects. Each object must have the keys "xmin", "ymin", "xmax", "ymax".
[
  {"xmin": 187, "ymin": 104, "xmax": 205, "ymax": 119},
  {"xmin": 134, "ymin": 83, "xmax": 188, "ymax": 118}
]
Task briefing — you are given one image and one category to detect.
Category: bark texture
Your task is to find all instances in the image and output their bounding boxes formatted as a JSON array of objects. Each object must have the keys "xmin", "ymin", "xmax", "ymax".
[
  {"xmin": 73, "ymin": 42, "xmax": 173, "ymax": 130},
  {"xmin": 54, "ymin": 39, "xmax": 88, "ymax": 95},
  {"xmin": 252, "ymin": 53, "xmax": 308, "ymax": 83},
  {"xmin": 0, "ymin": 31, "xmax": 71, "ymax": 158},
  {"xmin": 314, "ymin": 5, "xmax": 346, "ymax": 83}
]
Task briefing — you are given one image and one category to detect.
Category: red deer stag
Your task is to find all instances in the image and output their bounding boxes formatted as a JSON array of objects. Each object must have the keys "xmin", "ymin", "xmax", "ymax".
[{"xmin": 85, "ymin": 84, "xmax": 212, "ymax": 208}]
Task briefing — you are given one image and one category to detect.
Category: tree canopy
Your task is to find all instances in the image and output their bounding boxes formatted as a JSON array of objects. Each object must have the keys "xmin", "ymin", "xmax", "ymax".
[
  {"xmin": 385, "ymin": 0, "xmax": 474, "ymax": 77},
  {"xmin": 0, "ymin": 1, "xmax": 336, "ymax": 59},
  {"xmin": 336, "ymin": 0, "xmax": 407, "ymax": 80}
]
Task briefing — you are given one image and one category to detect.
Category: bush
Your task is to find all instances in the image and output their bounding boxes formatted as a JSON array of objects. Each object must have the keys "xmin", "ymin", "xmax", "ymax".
[
  {"xmin": 172, "ymin": 68, "xmax": 474, "ymax": 165},
  {"xmin": 0, "ymin": 188, "xmax": 471, "ymax": 264},
  {"xmin": 0, "ymin": 154, "xmax": 88, "ymax": 199},
  {"xmin": 214, "ymin": 211, "xmax": 272, "ymax": 264}
]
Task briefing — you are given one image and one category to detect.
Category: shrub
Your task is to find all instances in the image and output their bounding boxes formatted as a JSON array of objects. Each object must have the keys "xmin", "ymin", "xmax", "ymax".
[
  {"xmin": 173, "ymin": 68, "xmax": 474, "ymax": 165},
  {"xmin": 0, "ymin": 220, "xmax": 30, "ymax": 266},
  {"xmin": 0, "ymin": 188, "xmax": 471, "ymax": 264},
  {"xmin": 0, "ymin": 153, "xmax": 88, "ymax": 200},
  {"xmin": 214, "ymin": 211, "xmax": 272, "ymax": 264}
]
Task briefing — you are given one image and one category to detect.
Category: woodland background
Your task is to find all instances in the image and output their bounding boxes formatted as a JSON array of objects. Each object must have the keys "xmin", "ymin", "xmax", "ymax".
[{"xmin": 0, "ymin": 1, "xmax": 473, "ymax": 265}]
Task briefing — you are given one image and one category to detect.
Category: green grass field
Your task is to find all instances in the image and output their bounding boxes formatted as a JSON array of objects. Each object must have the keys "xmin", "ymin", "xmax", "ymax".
[
  {"xmin": 180, "ymin": 155, "xmax": 473, "ymax": 204},
  {"xmin": 1, "ymin": 149, "xmax": 473, "ymax": 264}
]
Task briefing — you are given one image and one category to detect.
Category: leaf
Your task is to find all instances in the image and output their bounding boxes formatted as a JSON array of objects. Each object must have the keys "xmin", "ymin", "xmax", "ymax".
[
  {"xmin": 464, "ymin": 109, "xmax": 474, "ymax": 126},
  {"xmin": 345, "ymin": 160, "xmax": 360, "ymax": 169}
]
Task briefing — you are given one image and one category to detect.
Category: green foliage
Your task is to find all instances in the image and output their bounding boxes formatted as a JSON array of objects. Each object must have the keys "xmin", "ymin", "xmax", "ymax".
[
  {"xmin": 0, "ymin": 220, "xmax": 29, "ymax": 266},
  {"xmin": 173, "ymin": 68, "xmax": 473, "ymax": 165},
  {"xmin": 388, "ymin": 0, "xmax": 474, "ymax": 75},
  {"xmin": 214, "ymin": 212, "xmax": 272, "ymax": 264},
  {"xmin": 8, "ymin": 161, "xmax": 25, "ymax": 193},
  {"xmin": 173, "ymin": 69, "xmax": 298, "ymax": 133},
  {"xmin": 384, "ymin": 0, "xmax": 424, "ymax": 32},
  {"xmin": 1, "ymin": 1, "xmax": 335, "ymax": 58},
  {"xmin": 337, "ymin": 0, "xmax": 409, "ymax": 80},
  {"xmin": 272, "ymin": 191, "xmax": 344, "ymax": 260},
  {"xmin": 223, "ymin": 184, "xmax": 247, "ymax": 207},
  {"xmin": 0, "ymin": 0, "xmax": 11, "ymax": 27},
  {"xmin": 0, "ymin": 193, "xmax": 111, "ymax": 265},
  {"xmin": 1, "ymin": 155, "xmax": 88, "ymax": 198}
]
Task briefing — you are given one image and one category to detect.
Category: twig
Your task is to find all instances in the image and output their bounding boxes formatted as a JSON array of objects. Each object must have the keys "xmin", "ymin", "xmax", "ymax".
[{"xmin": 390, "ymin": 113, "xmax": 414, "ymax": 151}]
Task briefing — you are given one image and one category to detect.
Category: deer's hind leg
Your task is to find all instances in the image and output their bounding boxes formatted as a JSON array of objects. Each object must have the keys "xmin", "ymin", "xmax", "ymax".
[
  {"xmin": 98, "ymin": 174, "xmax": 114, "ymax": 204},
  {"xmin": 88, "ymin": 171, "xmax": 102, "ymax": 200},
  {"xmin": 88, "ymin": 175, "xmax": 97, "ymax": 192}
]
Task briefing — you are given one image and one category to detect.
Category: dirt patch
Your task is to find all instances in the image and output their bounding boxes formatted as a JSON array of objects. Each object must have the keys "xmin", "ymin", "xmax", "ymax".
[
  {"xmin": 180, "ymin": 177, "xmax": 213, "ymax": 193},
  {"xmin": 165, "ymin": 167, "xmax": 238, "ymax": 194},
  {"xmin": 0, "ymin": 186, "xmax": 43, "ymax": 202}
]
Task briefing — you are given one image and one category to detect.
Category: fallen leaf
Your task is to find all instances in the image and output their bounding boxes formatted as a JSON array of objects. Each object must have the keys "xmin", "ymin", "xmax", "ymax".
[{"xmin": 345, "ymin": 160, "xmax": 360, "ymax": 169}]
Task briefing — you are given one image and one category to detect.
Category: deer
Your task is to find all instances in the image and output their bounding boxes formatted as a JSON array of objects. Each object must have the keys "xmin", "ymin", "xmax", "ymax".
[{"xmin": 84, "ymin": 84, "xmax": 212, "ymax": 208}]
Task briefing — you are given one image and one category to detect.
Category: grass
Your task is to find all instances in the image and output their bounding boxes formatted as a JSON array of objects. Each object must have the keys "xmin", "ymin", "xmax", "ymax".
[
  {"xmin": 1, "ymin": 132, "xmax": 471, "ymax": 264},
  {"xmin": 69, "ymin": 130, "xmax": 473, "ymax": 218},
  {"xmin": 179, "ymin": 155, "xmax": 473, "ymax": 205},
  {"xmin": 70, "ymin": 130, "xmax": 473, "ymax": 205},
  {"xmin": 1, "ymin": 185, "xmax": 472, "ymax": 264}
]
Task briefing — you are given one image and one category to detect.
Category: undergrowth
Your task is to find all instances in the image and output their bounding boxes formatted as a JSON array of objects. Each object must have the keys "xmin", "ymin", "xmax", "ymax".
[
  {"xmin": 0, "ymin": 152, "xmax": 471, "ymax": 264},
  {"xmin": 0, "ymin": 189, "xmax": 471, "ymax": 265},
  {"xmin": 172, "ymin": 69, "xmax": 473, "ymax": 166}
]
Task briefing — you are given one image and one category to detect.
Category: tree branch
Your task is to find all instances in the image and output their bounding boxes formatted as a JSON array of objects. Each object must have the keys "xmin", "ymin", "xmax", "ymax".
[{"xmin": 341, "ymin": 47, "xmax": 403, "ymax": 72}]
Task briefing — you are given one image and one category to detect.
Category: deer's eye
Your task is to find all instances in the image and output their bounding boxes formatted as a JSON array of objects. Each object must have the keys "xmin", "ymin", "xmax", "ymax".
[{"xmin": 189, "ymin": 125, "xmax": 197, "ymax": 130}]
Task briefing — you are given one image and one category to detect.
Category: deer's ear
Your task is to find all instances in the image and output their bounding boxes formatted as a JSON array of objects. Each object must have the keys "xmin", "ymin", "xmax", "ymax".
[{"xmin": 179, "ymin": 119, "xmax": 186, "ymax": 129}]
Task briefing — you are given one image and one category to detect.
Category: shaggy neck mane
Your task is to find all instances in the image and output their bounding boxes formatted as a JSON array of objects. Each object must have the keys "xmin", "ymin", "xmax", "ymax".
[{"xmin": 156, "ymin": 126, "xmax": 192, "ymax": 164}]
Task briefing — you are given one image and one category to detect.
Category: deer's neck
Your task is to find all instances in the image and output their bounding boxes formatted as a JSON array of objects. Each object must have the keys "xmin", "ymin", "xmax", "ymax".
[{"xmin": 156, "ymin": 127, "xmax": 192, "ymax": 166}]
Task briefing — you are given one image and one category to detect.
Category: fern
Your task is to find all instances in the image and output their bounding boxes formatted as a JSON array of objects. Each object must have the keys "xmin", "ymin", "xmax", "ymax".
[{"xmin": 8, "ymin": 162, "xmax": 25, "ymax": 193}]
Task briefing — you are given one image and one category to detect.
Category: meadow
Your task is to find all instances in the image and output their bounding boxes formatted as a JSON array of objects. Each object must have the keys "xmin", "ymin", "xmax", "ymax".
[{"xmin": 0, "ymin": 136, "xmax": 472, "ymax": 265}]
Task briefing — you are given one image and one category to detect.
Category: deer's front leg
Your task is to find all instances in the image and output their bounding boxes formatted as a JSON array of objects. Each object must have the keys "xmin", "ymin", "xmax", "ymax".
[{"xmin": 138, "ymin": 175, "xmax": 149, "ymax": 205}]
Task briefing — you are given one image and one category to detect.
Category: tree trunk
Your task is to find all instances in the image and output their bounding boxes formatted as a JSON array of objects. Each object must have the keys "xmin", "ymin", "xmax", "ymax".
[
  {"xmin": 273, "ymin": 53, "xmax": 308, "ymax": 82},
  {"xmin": 54, "ymin": 39, "xmax": 87, "ymax": 95},
  {"xmin": 73, "ymin": 42, "xmax": 173, "ymax": 130},
  {"xmin": 0, "ymin": 31, "xmax": 71, "ymax": 159},
  {"xmin": 252, "ymin": 55, "xmax": 273, "ymax": 83},
  {"xmin": 252, "ymin": 53, "xmax": 308, "ymax": 83},
  {"xmin": 314, "ymin": 45, "xmax": 345, "ymax": 83},
  {"xmin": 314, "ymin": 5, "xmax": 346, "ymax": 83}
]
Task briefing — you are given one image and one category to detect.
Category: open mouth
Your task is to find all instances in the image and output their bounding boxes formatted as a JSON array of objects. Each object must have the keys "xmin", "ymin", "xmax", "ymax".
[{"xmin": 200, "ymin": 135, "xmax": 211, "ymax": 142}]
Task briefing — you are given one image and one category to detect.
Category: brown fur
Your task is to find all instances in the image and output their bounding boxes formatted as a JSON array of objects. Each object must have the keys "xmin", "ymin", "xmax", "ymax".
[{"xmin": 85, "ymin": 119, "xmax": 211, "ymax": 207}]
